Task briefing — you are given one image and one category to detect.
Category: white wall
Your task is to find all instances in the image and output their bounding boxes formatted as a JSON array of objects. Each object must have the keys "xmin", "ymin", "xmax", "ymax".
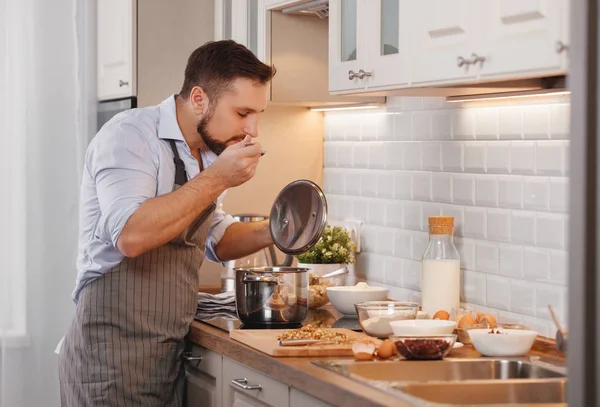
[{"xmin": 324, "ymin": 95, "xmax": 570, "ymax": 338}]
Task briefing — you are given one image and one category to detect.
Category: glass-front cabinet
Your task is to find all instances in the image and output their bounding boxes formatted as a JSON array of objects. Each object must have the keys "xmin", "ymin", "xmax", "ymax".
[{"xmin": 214, "ymin": 0, "xmax": 262, "ymax": 59}]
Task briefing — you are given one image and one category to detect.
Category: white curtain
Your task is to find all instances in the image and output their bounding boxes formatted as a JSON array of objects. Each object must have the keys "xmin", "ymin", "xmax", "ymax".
[{"xmin": 0, "ymin": 0, "xmax": 96, "ymax": 405}]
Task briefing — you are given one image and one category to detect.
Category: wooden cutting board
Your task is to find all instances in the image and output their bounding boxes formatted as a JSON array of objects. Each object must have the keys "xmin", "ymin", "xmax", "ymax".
[{"xmin": 229, "ymin": 328, "xmax": 381, "ymax": 357}]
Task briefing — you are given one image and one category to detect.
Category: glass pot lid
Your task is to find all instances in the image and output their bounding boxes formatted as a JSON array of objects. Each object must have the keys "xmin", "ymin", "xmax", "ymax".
[{"xmin": 269, "ymin": 179, "xmax": 328, "ymax": 255}]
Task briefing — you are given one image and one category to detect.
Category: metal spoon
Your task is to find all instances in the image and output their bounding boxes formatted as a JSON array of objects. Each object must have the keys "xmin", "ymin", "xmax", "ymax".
[{"xmin": 244, "ymin": 140, "xmax": 266, "ymax": 156}]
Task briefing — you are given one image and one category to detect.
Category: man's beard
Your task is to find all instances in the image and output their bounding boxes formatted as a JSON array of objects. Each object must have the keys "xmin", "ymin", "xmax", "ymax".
[{"xmin": 196, "ymin": 108, "xmax": 229, "ymax": 156}]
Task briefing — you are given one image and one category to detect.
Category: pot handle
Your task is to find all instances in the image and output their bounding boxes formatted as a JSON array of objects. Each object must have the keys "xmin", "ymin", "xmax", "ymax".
[{"xmin": 281, "ymin": 254, "xmax": 294, "ymax": 267}]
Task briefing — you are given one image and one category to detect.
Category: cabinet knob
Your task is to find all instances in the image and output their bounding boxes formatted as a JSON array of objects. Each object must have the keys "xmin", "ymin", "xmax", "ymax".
[
  {"xmin": 232, "ymin": 378, "xmax": 262, "ymax": 391},
  {"xmin": 357, "ymin": 69, "xmax": 372, "ymax": 79},
  {"xmin": 348, "ymin": 70, "xmax": 356, "ymax": 80},
  {"xmin": 457, "ymin": 56, "xmax": 471, "ymax": 68},
  {"xmin": 556, "ymin": 41, "xmax": 568, "ymax": 54},
  {"xmin": 119, "ymin": 80, "xmax": 129, "ymax": 87},
  {"xmin": 471, "ymin": 53, "xmax": 486, "ymax": 65}
]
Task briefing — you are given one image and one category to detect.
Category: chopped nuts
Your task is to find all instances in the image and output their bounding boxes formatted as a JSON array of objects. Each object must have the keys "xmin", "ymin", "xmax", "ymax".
[{"xmin": 277, "ymin": 324, "xmax": 349, "ymax": 343}]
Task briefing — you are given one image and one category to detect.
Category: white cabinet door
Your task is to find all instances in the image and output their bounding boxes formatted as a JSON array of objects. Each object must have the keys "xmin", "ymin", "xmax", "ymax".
[
  {"xmin": 478, "ymin": 0, "xmax": 563, "ymax": 79},
  {"xmin": 365, "ymin": 0, "xmax": 410, "ymax": 89},
  {"xmin": 329, "ymin": 0, "xmax": 370, "ymax": 92},
  {"xmin": 97, "ymin": 0, "xmax": 136, "ymax": 100},
  {"xmin": 558, "ymin": 0, "xmax": 570, "ymax": 71},
  {"xmin": 289, "ymin": 388, "xmax": 334, "ymax": 407},
  {"xmin": 222, "ymin": 357, "xmax": 289, "ymax": 407},
  {"xmin": 409, "ymin": 0, "xmax": 479, "ymax": 85},
  {"xmin": 185, "ymin": 346, "xmax": 223, "ymax": 407}
]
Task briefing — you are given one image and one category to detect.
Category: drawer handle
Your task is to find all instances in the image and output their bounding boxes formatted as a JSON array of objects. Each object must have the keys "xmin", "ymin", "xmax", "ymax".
[
  {"xmin": 357, "ymin": 69, "xmax": 372, "ymax": 79},
  {"xmin": 471, "ymin": 53, "xmax": 486, "ymax": 65},
  {"xmin": 556, "ymin": 41, "xmax": 568, "ymax": 54},
  {"xmin": 457, "ymin": 56, "xmax": 472, "ymax": 67},
  {"xmin": 348, "ymin": 70, "xmax": 356, "ymax": 80},
  {"xmin": 119, "ymin": 79, "xmax": 129, "ymax": 87},
  {"xmin": 232, "ymin": 378, "xmax": 262, "ymax": 391},
  {"xmin": 181, "ymin": 352, "xmax": 203, "ymax": 363}
]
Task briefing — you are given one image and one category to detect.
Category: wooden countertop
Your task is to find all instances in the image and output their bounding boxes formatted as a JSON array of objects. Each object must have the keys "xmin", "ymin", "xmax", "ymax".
[{"xmin": 188, "ymin": 312, "xmax": 566, "ymax": 407}]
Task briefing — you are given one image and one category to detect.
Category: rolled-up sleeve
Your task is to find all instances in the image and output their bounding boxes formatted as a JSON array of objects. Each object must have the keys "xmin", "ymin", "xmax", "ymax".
[
  {"xmin": 89, "ymin": 122, "xmax": 158, "ymax": 247},
  {"xmin": 204, "ymin": 191, "xmax": 238, "ymax": 263}
]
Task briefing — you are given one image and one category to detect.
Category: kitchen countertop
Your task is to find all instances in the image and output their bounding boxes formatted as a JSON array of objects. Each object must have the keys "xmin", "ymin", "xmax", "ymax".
[{"xmin": 188, "ymin": 305, "xmax": 566, "ymax": 407}]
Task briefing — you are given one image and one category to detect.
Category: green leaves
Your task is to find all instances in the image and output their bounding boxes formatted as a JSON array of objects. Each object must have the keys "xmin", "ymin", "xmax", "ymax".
[{"xmin": 296, "ymin": 224, "xmax": 356, "ymax": 264}]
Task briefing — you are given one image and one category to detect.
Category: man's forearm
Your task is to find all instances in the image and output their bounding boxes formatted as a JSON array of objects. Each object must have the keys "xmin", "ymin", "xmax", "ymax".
[
  {"xmin": 117, "ymin": 171, "xmax": 226, "ymax": 258},
  {"xmin": 214, "ymin": 220, "xmax": 273, "ymax": 262}
]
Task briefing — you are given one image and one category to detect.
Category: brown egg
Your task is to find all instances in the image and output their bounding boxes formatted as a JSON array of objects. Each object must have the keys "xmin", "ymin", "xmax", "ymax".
[
  {"xmin": 433, "ymin": 310, "xmax": 450, "ymax": 320},
  {"xmin": 376, "ymin": 339, "xmax": 397, "ymax": 360},
  {"xmin": 480, "ymin": 314, "xmax": 498, "ymax": 328},
  {"xmin": 458, "ymin": 314, "xmax": 477, "ymax": 329}
]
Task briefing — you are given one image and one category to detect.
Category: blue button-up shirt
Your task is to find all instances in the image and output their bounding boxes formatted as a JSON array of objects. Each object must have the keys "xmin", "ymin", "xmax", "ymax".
[{"xmin": 72, "ymin": 95, "xmax": 236, "ymax": 303}]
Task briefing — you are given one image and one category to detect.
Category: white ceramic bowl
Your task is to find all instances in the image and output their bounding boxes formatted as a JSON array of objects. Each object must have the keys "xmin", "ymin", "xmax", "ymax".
[
  {"xmin": 389, "ymin": 319, "xmax": 458, "ymax": 336},
  {"xmin": 468, "ymin": 328, "xmax": 537, "ymax": 357},
  {"xmin": 326, "ymin": 286, "xmax": 389, "ymax": 316}
]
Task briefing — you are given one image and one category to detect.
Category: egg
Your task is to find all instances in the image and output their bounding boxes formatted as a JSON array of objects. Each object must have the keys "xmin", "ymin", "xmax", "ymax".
[
  {"xmin": 458, "ymin": 314, "xmax": 477, "ymax": 329},
  {"xmin": 433, "ymin": 310, "xmax": 450, "ymax": 320},
  {"xmin": 352, "ymin": 339, "xmax": 375, "ymax": 361},
  {"xmin": 479, "ymin": 314, "xmax": 498, "ymax": 328},
  {"xmin": 375, "ymin": 339, "xmax": 397, "ymax": 360}
]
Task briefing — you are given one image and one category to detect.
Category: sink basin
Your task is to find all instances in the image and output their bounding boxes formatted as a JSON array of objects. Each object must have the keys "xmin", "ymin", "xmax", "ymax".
[
  {"xmin": 395, "ymin": 380, "xmax": 567, "ymax": 405},
  {"xmin": 312, "ymin": 359, "xmax": 565, "ymax": 383}
]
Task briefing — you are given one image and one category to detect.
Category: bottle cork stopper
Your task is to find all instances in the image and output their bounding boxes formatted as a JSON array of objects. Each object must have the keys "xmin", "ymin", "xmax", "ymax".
[{"xmin": 428, "ymin": 216, "xmax": 454, "ymax": 235}]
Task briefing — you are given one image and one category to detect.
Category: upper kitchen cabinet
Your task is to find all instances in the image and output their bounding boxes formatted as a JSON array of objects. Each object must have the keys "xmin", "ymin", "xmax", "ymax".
[
  {"xmin": 215, "ymin": 0, "xmax": 261, "ymax": 57},
  {"xmin": 97, "ymin": 0, "xmax": 136, "ymax": 100}
]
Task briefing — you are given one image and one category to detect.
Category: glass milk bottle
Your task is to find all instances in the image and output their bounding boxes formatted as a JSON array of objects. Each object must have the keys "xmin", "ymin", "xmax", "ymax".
[{"xmin": 421, "ymin": 216, "xmax": 461, "ymax": 317}]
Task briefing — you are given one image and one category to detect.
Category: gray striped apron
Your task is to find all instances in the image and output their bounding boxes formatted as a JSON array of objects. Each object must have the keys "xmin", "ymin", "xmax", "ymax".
[{"xmin": 59, "ymin": 140, "xmax": 215, "ymax": 407}]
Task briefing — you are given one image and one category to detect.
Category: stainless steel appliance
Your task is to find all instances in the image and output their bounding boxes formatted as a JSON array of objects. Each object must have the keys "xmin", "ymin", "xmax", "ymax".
[{"xmin": 97, "ymin": 97, "xmax": 137, "ymax": 132}]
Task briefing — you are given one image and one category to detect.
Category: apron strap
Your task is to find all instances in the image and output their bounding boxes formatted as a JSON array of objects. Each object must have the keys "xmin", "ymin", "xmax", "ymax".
[{"xmin": 167, "ymin": 139, "xmax": 188, "ymax": 186}]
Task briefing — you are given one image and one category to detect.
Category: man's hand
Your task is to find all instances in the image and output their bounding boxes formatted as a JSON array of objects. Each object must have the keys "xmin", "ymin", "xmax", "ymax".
[{"xmin": 205, "ymin": 135, "xmax": 262, "ymax": 189}]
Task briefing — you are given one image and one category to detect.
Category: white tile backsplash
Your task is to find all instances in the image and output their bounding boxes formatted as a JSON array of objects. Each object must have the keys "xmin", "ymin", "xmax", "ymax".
[{"xmin": 324, "ymin": 96, "xmax": 570, "ymax": 334}]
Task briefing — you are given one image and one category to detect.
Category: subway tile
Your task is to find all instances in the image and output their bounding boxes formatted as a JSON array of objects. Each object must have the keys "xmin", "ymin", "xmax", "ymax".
[
  {"xmin": 432, "ymin": 173, "xmax": 453, "ymax": 203},
  {"xmin": 453, "ymin": 174, "xmax": 475, "ymax": 205},
  {"xmin": 360, "ymin": 114, "xmax": 379, "ymax": 141},
  {"xmin": 487, "ymin": 209, "xmax": 511, "ymax": 242},
  {"xmin": 412, "ymin": 231, "xmax": 429, "ymax": 261},
  {"xmin": 442, "ymin": 142, "xmax": 464, "ymax": 172},
  {"xmin": 403, "ymin": 201, "xmax": 423, "ymax": 231},
  {"xmin": 475, "ymin": 108, "xmax": 499, "ymax": 140},
  {"xmin": 522, "ymin": 105, "xmax": 550, "ymax": 140},
  {"xmin": 403, "ymin": 97, "xmax": 424, "ymax": 111},
  {"xmin": 360, "ymin": 173, "xmax": 377, "ymax": 197},
  {"xmin": 465, "ymin": 142, "xmax": 486, "ymax": 173},
  {"xmin": 423, "ymin": 97, "xmax": 444, "ymax": 110},
  {"xmin": 377, "ymin": 229, "xmax": 395, "ymax": 256},
  {"xmin": 365, "ymin": 254, "xmax": 386, "ymax": 284},
  {"xmin": 475, "ymin": 175, "xmax": 498, "ymax": 207},
  {"xmin": 324, "ymin": 143, "xmax": 337, "ymax": 168},
  {"xmin": 564, "ymin": 142, "xmax": 570, "ymax": 176},
  {"xmin": 386, "ymin": 202, "xmax": 404, "ymax": 228},
  {"xmin": 338, "ymin": 197, "xmax": 354, "ymax": 220},
  {"xmin": 523, "ymin": 177, "xmax": 549, "ymax": 211},
  {"xmin": 413, "ymin": 172, "xmax": 432, "ymax": 201},
  {"xmin": 442, "ymin": 205, "xmax": 464, "ymax": 237},
  {"xmin": 384, "ymin": 258, "xmax": 404, "ymax": 286},
  {"xmin": 499, "ymin": 106, "xmax": 522, "ymax": 140},
  {"xmin": 369, "ymin": 201, "xmax": 387, "ymax": 226},
  {"xmin": 523, "ymin": 247, "xmax": 550, "ymax": 280},
  {"xmin": 393, "ymin": 112, "xmax": 412, "ymax": 140},
  {"xmin": 510, "ymin": 141, "xmax": 536, "ymax": 175},
  {"xmin": 403, "ymin": 260, "xmax": 422, "ymax": 290},
  {"xmin": 422, "ymin": 203, "xmax": 443, "ymax": 231},
  {"xmin": 324, "ymin": 114, "xmax": 345, "ymax": 141},
  {"xmin": 549, "ymin": 250, "xmax": 567, "ymax": 284},
  {"xmin": 353, "ymin": 144, "xmax": 369, "ymax": 169},
  {"xmin": 368, "ymin": 142, "xmax": 386, "ymax": 169},
  {"xmin": 326, "ymin": 170, "xmax": 344, "ymax": 194},
  {"xmin": 464, "ymin": 207, "xmax": 487, "ymax": 239},
  {"xmin": 498, "ymin": 176, "xmax": 523, "ymax": 209},
  {"xmin": 377, "ymin": 113, "xmax": 395, "ymax": 141},
  {"xmin": 537, "ymin": 141, "xmax": 565, "ymax": 176},
  {"xmin": 462, "ymin": 270, "xmax": 487, "ymax": 305},
  {"xmin": 403, "ymin": 142, "xmax": 422, "ymax": 170},
  {"xmin": 394, "ymin": 173, "xmax": 413, "ymax": 200},
  {"xmin": 394, "ymin": 230, "xmax": 413, "ymax": 259},
  {"xmin": 486, "ymin": 141, "xmax": 511, "ymax": 174},
  {"xmin": 360, "ymin": 226, "xmax": 379, "ymax": 253},
  {"xmin": 377, "ymin": 173, "xmax": 395, "ymax": 198},
  {"xmin": 522, "ymin": 316, "xmax": 551, "ymax": 338},
  {"xmin": 432, "ymin": 111, "xmax": 453, "ymax": 140},
  {"xmin": 353, "ymin": 200, "xmax": 369, "ymax": 223},
  {"xmin": 337, "ymin": 143, "xmax": 353, "ymax": 168},
  {"xmin": 510, "ymin": 280, "xmax": 536, "ymax": 316},
  {"xmin": 510, "ymin": 211, "xmax": 536, "ymax": 245},
  {"xmin": 535, "ymin": 282, "xmax": 564, "ymax": 321},
  {"xmin": 497, "ymin": 310, "xmax": 525, "ymax": 325},
  {"xmin": 326, "ymin": 195, "xmax": 340, "ymax": 220},
  {"xmin": 550, "ymin": 178, "xmax": 568, "ymax": 213},
  {"xmin": 536, "ymin": 213, "xmax": 566, "ymax": 249},
  {"xmin": 486, "ymin": 275, "xmax": 511, "ymax": 310},
  {"xmin": 413, "ymin": 112, "xmax": 432, "ymax": 140},
  {"xmin": 550, "ymin": 103, "xmax": 570, "ymax": 139},
  {"xmin": 453, "ymin": 109, "xmax": 476, "ymax": 140},
  {"xmin": 344, "ymin": 115, "xmax": 361, "ymax": 141},
  {"xmin": 385, "ymin": 142, "xmax": 404, "ymax": 170},
  {"xmin": 345, "ymin": 172, "xmax": 361, "ymax": 195},
  {"xmin": 423, "ymin": 142, "xmax": 442, "ymax": 171},
  {"xmin": 476, "ymin": 242, "xmax": 499, "ymax": 274},
  {"xmin": 455, "ymin": 237, "xmax": 476, "ymax": 270},
  {"xmin": 386, "ymin": 97, "xmax": 403, "ymax": 108},
  {"xmin": 499, "ymin": 244, "xmax": 523, "ymax": 278}
]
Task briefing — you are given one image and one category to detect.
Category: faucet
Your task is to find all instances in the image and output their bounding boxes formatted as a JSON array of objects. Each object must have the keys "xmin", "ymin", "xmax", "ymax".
[{"xmin": 548, "ymin": 304, "xmax": 567, "ymax": 354}]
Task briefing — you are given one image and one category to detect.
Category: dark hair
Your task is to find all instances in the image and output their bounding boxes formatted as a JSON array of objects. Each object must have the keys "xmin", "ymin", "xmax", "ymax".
[{"xmin": 179, "ymin": 40, "xmax": 276, "ymax": 102}]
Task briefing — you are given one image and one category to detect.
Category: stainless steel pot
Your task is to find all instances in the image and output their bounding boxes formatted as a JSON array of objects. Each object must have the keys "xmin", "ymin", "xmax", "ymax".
[{"xmin": 234, "ymin": 267, "xmax": 309, "ymax": 326}]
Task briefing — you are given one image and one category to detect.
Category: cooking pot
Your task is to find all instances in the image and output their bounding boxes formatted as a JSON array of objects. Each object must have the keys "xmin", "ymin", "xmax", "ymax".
[{"xmin": 234, "ymin": 180, "xmax": 328, "ymax": 326}]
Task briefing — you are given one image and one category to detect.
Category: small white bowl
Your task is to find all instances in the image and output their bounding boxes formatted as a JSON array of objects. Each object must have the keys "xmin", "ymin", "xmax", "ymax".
[
  {"xmin": 326, "ymin": 286, "xmax": 389, "ymax": 315},
  {"xmin": 389, "ymin": 319, "xmax": 457, "ymax": 336},
  {"xmin": 468, "ymin": 328, "xmax": 537, "ymax": 357}
]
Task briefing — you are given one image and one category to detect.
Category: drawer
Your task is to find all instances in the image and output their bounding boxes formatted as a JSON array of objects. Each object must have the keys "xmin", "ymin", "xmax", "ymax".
[{"xmin": 185, "ymin": 344, "xmax": 222, "ymax": 378}]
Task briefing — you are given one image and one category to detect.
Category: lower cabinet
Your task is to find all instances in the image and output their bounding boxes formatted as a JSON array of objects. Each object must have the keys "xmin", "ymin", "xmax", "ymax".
[
  {"xmin": 289, "ymin": 388, "xmax": 335, "ymax": 407},
  {"xmin": 184, "ymin": 345, "xmax": 223, "ymax": 407}
]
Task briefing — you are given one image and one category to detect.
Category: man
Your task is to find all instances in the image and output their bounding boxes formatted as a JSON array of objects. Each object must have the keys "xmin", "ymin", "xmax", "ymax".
[{"xmin": 58, "ymin": 40, "xmax": 276, "ymax": 406}]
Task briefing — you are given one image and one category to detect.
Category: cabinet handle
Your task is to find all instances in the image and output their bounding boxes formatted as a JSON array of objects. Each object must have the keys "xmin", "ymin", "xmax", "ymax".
[
  {"xmin": 457, "ymin": 56, "xmax": 472, "ymax": 67},
  {"xmin": 348, "ymin": 70, "xmax": 356, "ymax": 80},
  {"xmin": 357, "ymin": 69, "xmax": 372, "ymax": 79},
  {"xmin": 181, "ymin": 352, "xmax": 203, "ymax": 363},
  {"xmin": 556, "ymin": 41, "xmax": 568, "ymax": 54},
  {"xmin": 471, "ymin": 53, "xmax": 486, "ymax": 65},
  {"xmin": 232, "ymin": 378, "xmax": 262, "ymax": 391},
  {"xmin": 119, "ymin": 80, "xmax": 129, "ymax": 87}
]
